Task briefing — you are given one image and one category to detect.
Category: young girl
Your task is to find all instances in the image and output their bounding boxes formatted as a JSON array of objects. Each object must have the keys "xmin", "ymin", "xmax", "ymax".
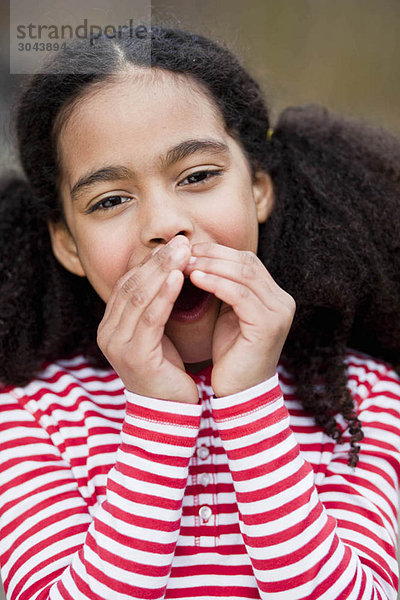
[{"xmin": 1, "ymin": 24, "xmax": 400, "ymax": 600}]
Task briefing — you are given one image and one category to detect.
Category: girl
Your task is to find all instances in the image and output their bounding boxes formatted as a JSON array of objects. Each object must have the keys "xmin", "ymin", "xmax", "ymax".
[{"xmin": 1, "ymin": 24, "xmax": 400, "ymax": 600}]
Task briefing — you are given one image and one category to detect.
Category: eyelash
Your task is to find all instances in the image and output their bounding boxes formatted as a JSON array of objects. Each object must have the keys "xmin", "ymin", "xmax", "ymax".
[
  {"xmin": 87, "ymin": 169, "xmax": 223, "ymax": 213},
  {"xmin": 178, "ymin": 169, "xmax": 223, "ymax": 187}
]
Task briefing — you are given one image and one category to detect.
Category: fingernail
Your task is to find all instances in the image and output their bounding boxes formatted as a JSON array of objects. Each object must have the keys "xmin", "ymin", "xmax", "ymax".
[
  {"xmin": 170, "ymin": 236, "xmax": 187, "ymax": 248},
  {"xmin": 189, "ymin": 256, "xmax": 196, "ymax": 265},
  {"xmin": 172, "ymin": 246, "xmax": 187, "ymax": 262}
]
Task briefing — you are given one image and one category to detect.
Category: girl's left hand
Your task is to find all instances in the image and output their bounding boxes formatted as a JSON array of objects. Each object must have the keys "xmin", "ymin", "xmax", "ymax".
[{"xmin": 186, "ymin": 242, "xmax": 296, "ymax": 397}]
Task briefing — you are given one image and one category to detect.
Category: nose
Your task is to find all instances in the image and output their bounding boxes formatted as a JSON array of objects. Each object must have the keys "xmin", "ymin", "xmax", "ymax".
[{"xmin": 140, "ymin": 194, "xmax": 194, "ymax": 248}]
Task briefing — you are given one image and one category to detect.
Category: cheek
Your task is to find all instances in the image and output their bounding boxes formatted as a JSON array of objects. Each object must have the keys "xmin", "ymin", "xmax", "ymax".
[
  {"xmin": 211, "ymin": 198, "xmax": 259, "ymax": 252},
  {"xmin": 76, "ymin": 232, "xmax": 134, "ymax": 302}
]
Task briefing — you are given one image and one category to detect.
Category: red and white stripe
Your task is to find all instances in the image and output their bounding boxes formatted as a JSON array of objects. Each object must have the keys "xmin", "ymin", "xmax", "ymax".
[{"xmin": 0, "ymin": 351, "xmax": 399, "ymax": 599}]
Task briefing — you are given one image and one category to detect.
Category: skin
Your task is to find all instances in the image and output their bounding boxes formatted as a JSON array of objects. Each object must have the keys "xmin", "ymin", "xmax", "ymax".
[{"xmin": 49, "ymin": 68, "xmax": 295, "ymax": 404}]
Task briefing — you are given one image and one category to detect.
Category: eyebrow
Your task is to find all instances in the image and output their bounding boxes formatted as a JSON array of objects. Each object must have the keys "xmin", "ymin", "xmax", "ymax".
[{"xmin": 69, "ymin": 138, "xmax": 230, "ymax": 201}]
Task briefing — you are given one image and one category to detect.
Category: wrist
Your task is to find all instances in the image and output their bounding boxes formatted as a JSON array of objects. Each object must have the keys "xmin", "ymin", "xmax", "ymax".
[{"xmin": 212, "ymin": 369, "xmax": 277, "ymax": 398}]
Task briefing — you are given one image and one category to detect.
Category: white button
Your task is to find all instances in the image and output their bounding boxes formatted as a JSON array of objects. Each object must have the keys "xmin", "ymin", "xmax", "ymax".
[
  {"xmin": 197, "ymin": 445, "xmax": 209, "ymax": 460},
  {"xmin": 199, "ymin": 505, "xmax": 212, "ymax": 522},
  {"xmin": 198, "ymin": 473, "xmax": 210, "ymax": 487}
]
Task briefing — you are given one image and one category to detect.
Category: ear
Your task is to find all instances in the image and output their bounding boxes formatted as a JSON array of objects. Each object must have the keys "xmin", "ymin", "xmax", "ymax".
[
  {"xmin": 252, "ymin": 171, "xmax": 274, "ymax": 224},
  {"xmin": 48, "ymin": 221, "xmax": 86, "ymax": 277}
]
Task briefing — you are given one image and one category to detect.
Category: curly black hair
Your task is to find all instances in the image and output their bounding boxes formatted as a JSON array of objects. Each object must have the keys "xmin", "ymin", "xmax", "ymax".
[{"xmin": 1, "ymin": 25, "xmax": 400, "ymax": 467}]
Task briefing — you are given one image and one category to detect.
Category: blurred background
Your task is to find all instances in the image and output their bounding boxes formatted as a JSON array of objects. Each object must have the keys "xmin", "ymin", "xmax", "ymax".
[
  {"xmin": 0, "ymin": 0, "xmax": 399, "ymax": 598},
  {"xmin": 1, "ymin": 0, "xmax": 400, "ymax": 172}
]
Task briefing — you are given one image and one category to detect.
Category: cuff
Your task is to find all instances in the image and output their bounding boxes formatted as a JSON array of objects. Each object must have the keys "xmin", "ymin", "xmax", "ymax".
[
  {"xmin": 211, "ymin": 373, "xmax": 283, "ymax": 422},
  {"xmin": 124, "ymin": 389, "xmax": 202, "ymax": 430}
]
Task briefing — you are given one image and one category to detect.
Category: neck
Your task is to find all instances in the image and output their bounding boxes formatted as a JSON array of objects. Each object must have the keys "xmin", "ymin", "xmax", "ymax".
[{"xmin": 184, "ymin": 359, "xmax": 212, "ymax": 374}]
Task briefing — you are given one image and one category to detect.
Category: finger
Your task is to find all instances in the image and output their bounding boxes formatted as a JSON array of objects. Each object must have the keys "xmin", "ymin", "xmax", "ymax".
[
  {"xmin": 191, "ymin": 268, "xmax": 294, "ymax": 330},
  {"xmin": 103, "ymin": 236, "xmax": 188, "ymax": 321},
  {"xmin": 186, "ymin": 254, "xmax": 289, "ymax": 307},
  {"xmin": 191, "ymin": 242, "xmax": 262, "ymax": 264},
  {"xmin": 103, "ymin": 239, "xmax": 190, "ymax": 345},
  {"xmin": 100, "ymin": 249, "xmax": 161, "ymax": 324},
  {"xmin": 101, "ymin": 237, "xmax": 190, "ymax": 330},
  {"xmin": 191, "ymin": 241, "xmax": 241, "ymax": 261},
  {"xmin": 190, "ymin": 269, "xmax": 274, "ymax": 329},
  {"xmin": 190, "ymin": 243, "xmax": 282, "ymax": 291},
  {"xmin": 119, "ymin": 269, "xmax": 184, "ymax": 349}
]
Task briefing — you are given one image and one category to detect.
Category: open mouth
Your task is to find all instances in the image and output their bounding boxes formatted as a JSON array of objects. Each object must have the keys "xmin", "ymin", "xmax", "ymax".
[{"xmin": 170, "ymin": 277, "xmax": 212, "ymax": 323}]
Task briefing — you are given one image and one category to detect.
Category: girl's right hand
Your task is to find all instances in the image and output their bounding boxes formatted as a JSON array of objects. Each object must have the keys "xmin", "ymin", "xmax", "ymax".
[{"xmin": 97, "ymin": 236, "xmax": 200, "ymax": 404}]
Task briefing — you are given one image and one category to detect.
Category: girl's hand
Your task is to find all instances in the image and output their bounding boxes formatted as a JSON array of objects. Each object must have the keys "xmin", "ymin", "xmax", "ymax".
[
  {"xmin": 97, "ymin": 236, "xmax": 200, "ymax": 404},
  {"xmin": 186, "ymin": 243, "xmax": 296, "ymax": 397}
]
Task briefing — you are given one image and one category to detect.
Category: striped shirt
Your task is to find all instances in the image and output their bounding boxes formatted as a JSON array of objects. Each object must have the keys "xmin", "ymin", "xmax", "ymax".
[{"xmin": 0, "ymin": 351, "xmax": 399, "ymax": 599}]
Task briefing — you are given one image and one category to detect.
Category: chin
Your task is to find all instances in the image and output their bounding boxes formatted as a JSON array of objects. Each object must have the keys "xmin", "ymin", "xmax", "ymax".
[
  {"xmin": 165, "ymin": 295, "xmax": 220, "ymax": 362},
  {"xmin": 176, "ymin": 340, "xmax": 213, "ymax": 365}
]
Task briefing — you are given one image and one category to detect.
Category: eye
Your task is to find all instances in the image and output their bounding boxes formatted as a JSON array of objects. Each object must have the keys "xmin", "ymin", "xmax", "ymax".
[
  {"xmin": 87, "ymin": 195, "xmax": 131, "ymax": 214},
  {"xmin": 178, "ymin": 169, "xmax": 223, "ymax": 186}
]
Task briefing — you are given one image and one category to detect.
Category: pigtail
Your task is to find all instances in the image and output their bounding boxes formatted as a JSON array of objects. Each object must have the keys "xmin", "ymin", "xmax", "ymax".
[
  {"xmin": 258, "ymin": 105, "xmax": 400, "ymax": 466},
  {"xmin": 0, "ymin": 175, "xmax": 106, "ymax": 386}
]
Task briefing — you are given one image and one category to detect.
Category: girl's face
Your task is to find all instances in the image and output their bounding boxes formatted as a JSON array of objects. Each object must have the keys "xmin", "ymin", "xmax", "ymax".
[{"xmin": 50, "ymin": 69, "xmax": 273, "ymax": 366}]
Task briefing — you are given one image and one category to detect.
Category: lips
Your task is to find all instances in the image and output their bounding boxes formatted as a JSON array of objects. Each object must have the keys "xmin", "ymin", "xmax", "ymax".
[
  {"xmin": 174, "ymin": 277, "xmax": 207, "ymax": 310},
  {"xmin": 170, "ymin": 277, "xmax": 212, "ymax": 322}
]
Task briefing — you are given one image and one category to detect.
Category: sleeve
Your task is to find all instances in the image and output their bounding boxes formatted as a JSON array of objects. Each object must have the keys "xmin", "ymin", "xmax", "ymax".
[
  {"xmin": 210, "ymin": 370, "xmax": 400, "ymax": 600},
  {"xmin": 0, "ymin": 390, "xmax": 202, "ymax": 600}
]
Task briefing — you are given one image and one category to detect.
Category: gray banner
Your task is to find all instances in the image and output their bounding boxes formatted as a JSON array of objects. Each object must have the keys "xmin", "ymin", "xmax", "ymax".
[{"xmin": 10, "ymin": 0, "xmax": 151, "ymax": 74}]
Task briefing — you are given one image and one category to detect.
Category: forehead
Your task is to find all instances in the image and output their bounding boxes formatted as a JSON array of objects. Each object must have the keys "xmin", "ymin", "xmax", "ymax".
[{"xmin": 57, "ymin": 69, "xmax": 226, "ymax": 172}]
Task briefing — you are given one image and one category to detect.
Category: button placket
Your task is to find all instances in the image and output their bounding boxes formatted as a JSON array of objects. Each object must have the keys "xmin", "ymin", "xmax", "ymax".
[
  {"xmin": 199, "ymin": 505, "xmax": 212, "ymax": 523},
  {"xmin": 193, "ymin": 396, "xmax": 217, "ymax": 544},
  {"xmin": 197, "ymin": 445, "xmax": 210, "ymax": 461},
  {"xmin": 198, "ymin": 472, "xmax": 210, "ymax": 487}
]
